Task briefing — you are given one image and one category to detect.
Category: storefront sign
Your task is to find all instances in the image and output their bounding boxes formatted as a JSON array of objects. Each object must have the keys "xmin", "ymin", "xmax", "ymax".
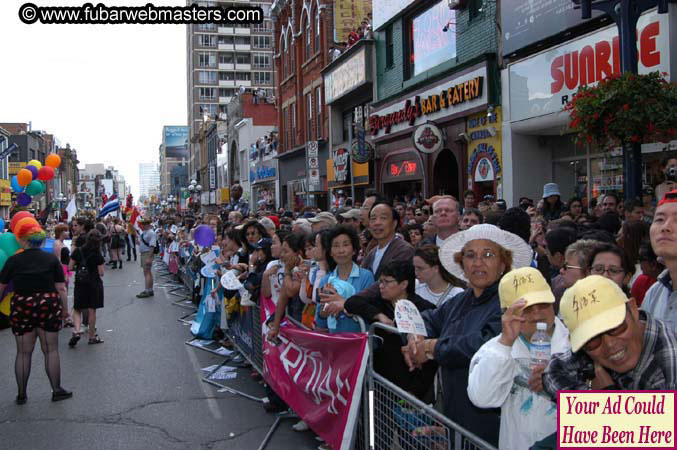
[
  {"xmin": 468, "ymin": 143, "xmax": 501, "ymax": 182},
  {"xmin": 333, "ymin": 147, "xmax": 350, "ymax": 183},
  {"xmin": 389, "ymin": 160, "xmax": 418, "ymax": 177},
  {"xmin": 369, "ymin": 66, "xmax": 487, "ymax": 136},
  {"xmin": 250, "ymin": 165, "xmax": 277, "ymax": 182},
  {"xmin": 467, "ymin": 107, "xmax": 502, "ymax": 187},
  {"xmin": 413, "ymin": 122, "xmax": 443, "ymax": 154},
  {"xmin": 501, "ymin": 0, "xmax": 602, "ymax": 56},
  {"xmin": 8, "ymin": 162, "xmax": 27, "ymax": 176},
  {"xmin": 325, "ymin": 47, "xmax": 367, "ymax": 104},
  {"xmin": 509, "ymin": 10, "xmax": 670, "ymax": 122},
  {"xmin": 0, "ymin": 180, "xmax": 10, "ymax": 207},
  {"xmin": 209, "ymin": 165, "xmax": 216, "ymax": 190},
  {"xmin": 351, "ymin": 136, "xmax": 373, "ymax": 164}
]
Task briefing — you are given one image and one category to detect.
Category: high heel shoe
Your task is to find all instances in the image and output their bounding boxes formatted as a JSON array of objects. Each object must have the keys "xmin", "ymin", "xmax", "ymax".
[{"xmin": 16, "ymin": 394, "xmax": 27, "ymax": 405}]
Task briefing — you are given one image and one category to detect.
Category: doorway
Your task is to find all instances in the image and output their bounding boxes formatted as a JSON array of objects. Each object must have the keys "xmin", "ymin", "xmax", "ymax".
[{"xmin": 433, "ymin": 149, "xmax": 459, "ymax": 198}]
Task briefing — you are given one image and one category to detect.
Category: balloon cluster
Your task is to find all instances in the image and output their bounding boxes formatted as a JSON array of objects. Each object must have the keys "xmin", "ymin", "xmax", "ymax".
[
  {"xmin": 0, "ymin": 211, "xmax": 39, "ymax": 272},
  {"xmin": 10, "ymin": 154, "xmax": 61, "ymax": 207}
]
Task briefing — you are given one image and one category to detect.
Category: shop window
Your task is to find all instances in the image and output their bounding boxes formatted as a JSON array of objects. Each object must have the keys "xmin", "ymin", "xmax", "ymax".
[
  {"xmin": 406, "ymin": 0, "xmax": 456, "ymax": 78},
  {"xmin": 385, "ymin": 25, "xmax": 394, "ymax": 69}
]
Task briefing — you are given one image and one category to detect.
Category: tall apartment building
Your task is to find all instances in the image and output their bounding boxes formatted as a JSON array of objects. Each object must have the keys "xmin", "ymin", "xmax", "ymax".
[
  {"xmin": 186, "ymin": 0, "xmax": 275, "ymax": 182},
  {"xmin": 139, "ymin": 163, "xmax": 160, "ymax": 199}
]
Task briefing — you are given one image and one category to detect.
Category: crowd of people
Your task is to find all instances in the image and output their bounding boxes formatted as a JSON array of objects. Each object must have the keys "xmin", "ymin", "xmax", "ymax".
[{"xmin": 5, "ymin": 174, "xmax": 677, "ymax": 450}]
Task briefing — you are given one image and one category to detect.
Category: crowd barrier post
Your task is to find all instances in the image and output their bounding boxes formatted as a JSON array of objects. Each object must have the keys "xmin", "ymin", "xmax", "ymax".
[{"xmin": 366, "ymin": 322, "xmax": 499, "ymax": 450}]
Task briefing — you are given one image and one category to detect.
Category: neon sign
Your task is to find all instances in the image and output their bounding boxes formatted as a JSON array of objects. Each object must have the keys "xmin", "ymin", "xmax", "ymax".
[{"xmin": 389, "ymin": 160, "xmax": 418, "ymax": 176}]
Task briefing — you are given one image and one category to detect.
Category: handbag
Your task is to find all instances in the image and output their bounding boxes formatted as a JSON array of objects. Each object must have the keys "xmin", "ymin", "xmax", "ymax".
[{"xmin": 75, "ymin": 250, "xmax": 91, "ymax": 284}]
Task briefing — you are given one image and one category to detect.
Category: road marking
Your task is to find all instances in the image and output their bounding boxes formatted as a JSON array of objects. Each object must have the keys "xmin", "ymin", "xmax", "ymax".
[{"xmin": 185, "ymin": 345, "xmax": 223, "ymax": 420}]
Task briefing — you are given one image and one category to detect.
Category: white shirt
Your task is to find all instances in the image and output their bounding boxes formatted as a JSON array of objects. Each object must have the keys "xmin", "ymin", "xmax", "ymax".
[
  {"xmin": 371, "ymin": 239, "xmax": 393, "ymax": 274},
  {"xmin": 415, "ymin": 281, "xmax": 464, "ymax": 307}
]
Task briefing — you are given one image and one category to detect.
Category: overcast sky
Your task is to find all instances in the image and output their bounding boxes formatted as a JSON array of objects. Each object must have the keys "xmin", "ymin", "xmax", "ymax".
[{"xmin": 0, "ymin": 0, "xmax": 187, "ymax": 199}]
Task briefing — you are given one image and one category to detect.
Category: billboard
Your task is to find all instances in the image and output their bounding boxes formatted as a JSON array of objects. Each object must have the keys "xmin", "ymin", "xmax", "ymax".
[
  {"xmin": 101, "ymin": 179, "xmax": 114, "ymax": 197},
  {"xmin": 335, "ymin": 0, "xmax": 372, "ymax": 42},
  {"xmin": 373, "ymin": 0, "xmax": 416, "ymax": 30},
  {"xmin": 163, "ymin": 126, "xmax": 189, "ymax": 160},
  {"xmin": 501, "ymin": 0, "xmax": 603, "ymax": 56}
]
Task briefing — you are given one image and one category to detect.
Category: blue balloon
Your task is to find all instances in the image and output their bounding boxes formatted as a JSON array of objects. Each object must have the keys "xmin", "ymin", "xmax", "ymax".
[
  {"xmin": 10, "ymin": 176, "xmax": 24, "ymax": 193},
  {"xmin": 0, "ymin": 218, "xmax": 4, "ymax": 232}
]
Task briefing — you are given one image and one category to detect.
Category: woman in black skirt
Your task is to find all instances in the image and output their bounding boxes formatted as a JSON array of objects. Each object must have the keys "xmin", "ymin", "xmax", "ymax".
[
  {"xmin": 0, "ymin": 223, "xmax": 72, "ymax": 404},
  {"xmin": 68, "ymin": 229, "xmax": 105, "ymax": 347}
]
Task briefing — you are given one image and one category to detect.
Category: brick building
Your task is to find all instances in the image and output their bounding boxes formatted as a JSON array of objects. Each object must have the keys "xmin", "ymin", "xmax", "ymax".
[{"xmin": 271, "ymin": 0, "xmax": 335, "ymax": 210}]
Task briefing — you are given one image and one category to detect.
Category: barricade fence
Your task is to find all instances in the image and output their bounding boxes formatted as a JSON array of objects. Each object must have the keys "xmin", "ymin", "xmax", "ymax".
[{"xmin": 159, "ymin": 248, "xmax": 502, "ymax": 450}]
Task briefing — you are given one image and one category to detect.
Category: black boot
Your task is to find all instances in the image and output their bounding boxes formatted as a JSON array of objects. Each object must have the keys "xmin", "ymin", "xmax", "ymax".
[
  {"xmin": 133, "ymin": 250, "xmax": 137, "ymax": 261},
  {"xmin": 118, "ymin": 260, "xmax": 122, "ymax": 269}
]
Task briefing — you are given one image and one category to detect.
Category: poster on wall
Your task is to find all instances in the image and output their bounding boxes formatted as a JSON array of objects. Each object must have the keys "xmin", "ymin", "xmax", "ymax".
[
  {"xmin": 501, "ymin": 0, "xmax": 603, "ymax": 55},
  {"xmin": 333, "ymin": 147, "xmax": 350, "ymax": 183},
  {"xmin": 164, "ymin": 126, "xmax": 189, "ymax": 159}
]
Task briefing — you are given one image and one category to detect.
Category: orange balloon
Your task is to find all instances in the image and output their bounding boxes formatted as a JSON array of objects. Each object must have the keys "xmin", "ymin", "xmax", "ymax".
[
  {"xmin": 14, "ymin": 217, "xmax": 39, "ymax": 234},
  {"xmin": 17, "ymin": 169, "xmax": 33, "ymax": 187},
  {"xmin": 10, "ymin": 211, "xmax": 34, "ymax": 232},
  {"xmin": 16, "ymin": 223, "xmax": 42, "ymax": 240},
  {"xmin": 45, "ymin": 154, "xmax": 61, "ymax": 169}
]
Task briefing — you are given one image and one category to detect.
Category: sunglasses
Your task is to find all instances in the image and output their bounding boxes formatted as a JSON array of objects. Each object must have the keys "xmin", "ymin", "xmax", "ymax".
[{"xmin": 582, "ymin": 315, "xmax": 628, "ymax": 352}]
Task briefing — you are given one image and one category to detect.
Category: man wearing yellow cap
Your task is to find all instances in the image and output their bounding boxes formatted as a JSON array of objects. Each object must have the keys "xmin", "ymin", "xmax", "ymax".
[
  {"xmin": 468, "ymin": 267, "xmax": 570, "ymax": 450},
  {"xmin": 543, "ymin": 275, "xmax": 677, "ymax": 394}
]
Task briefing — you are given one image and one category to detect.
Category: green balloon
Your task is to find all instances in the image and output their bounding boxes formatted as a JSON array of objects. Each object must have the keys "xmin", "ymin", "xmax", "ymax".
[
  {"xmin": 26, "ymin": 180, "xmax": 42, "ymax": 196},
  {"xmin": 0, "ymin": 233, "xmax": 19, "ymax": 256},
  {"xmin": 0, "ymin": 249, "xmax": 7, "ymax": 271},
  {"xmin": 39, "ymin": 181, "xmax": 46, "ymax": 194}
]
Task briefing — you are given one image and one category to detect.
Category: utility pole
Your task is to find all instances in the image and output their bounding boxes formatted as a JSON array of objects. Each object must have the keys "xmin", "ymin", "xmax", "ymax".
[{"xmin": 574, "ymin": 0, "xmax": 669, "ymax": 201}]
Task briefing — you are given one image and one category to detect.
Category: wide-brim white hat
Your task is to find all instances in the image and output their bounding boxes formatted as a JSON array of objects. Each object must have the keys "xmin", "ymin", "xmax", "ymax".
[{"xmin": 439, "ymin": 224, "xmax": 533, "ymax": 282}]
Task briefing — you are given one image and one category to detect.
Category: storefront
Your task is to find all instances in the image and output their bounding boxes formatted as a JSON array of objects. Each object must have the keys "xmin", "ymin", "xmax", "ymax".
[
  {"xmin": 502, "ymin": 8, "xmax": 676, "ymax": 205},
  {"xmin": 368, "ymin": 60, "xmax": 499, "ymax": 200},
  {"xmin": 277, "ymin": 142, "xmax": 329, "ymax": 211},
  {"xmin": 326, "ymin": 145, "xmax": 372, "ymax": 207},
  {"xmin": 250, "ymin": 159, "xmax": 278, "ymax": 210}
]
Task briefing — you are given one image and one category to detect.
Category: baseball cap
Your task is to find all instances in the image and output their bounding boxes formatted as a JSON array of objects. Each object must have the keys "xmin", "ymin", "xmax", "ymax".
[
  {"xmin": 658, "ymin": 189, "xmax": 677, "ymax": 207},
  {"xmin": 307, "ymin": 211, "xmax": 337, "ymax": 226},
  {"xmin": 251, "ymin": 237, "xmax": 272, "ymax": 250},
  {"xmin": 560, "ymin": 275, "xmax": 629, "ymax": 352},
  {"xmin": 498, "ymin": 267, "xmax": 555, "ymax": 310},
  {"xmin": 339, "ymin": 209, "xmax": 361, "ymax": 220}
]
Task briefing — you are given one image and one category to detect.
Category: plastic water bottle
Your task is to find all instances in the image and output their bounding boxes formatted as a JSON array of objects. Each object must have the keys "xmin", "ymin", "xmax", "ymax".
[{"xmin": 530, "ymin": 322, "xmax": 551, "ymax": 367}]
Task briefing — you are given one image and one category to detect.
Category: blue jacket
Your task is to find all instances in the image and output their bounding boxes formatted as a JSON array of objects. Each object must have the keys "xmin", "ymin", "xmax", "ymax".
[
  {"xmin": 315, "ymin": 262, "xmax": 374, "ymax": 332},
  {"xmin": 422, "ymin": 282, "xmax": 502, "ymax": 447}
]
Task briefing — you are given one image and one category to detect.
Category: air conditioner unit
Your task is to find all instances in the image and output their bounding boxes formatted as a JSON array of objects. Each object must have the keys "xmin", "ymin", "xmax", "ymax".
[{"xmin": 448, "ymin": 0, "xmax": 468, "ymax": 9}]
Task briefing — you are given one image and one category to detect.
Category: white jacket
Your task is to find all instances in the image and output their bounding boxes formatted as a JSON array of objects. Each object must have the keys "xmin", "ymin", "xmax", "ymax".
[{"xmin": 467, "ymin": 317, "xmax": 570, "ymax": 450}]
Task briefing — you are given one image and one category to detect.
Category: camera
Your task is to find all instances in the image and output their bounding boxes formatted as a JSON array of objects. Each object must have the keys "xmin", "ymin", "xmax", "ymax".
[{"xmin": 666, "ymin": 167, "xmax": 677, "ymax": 182}]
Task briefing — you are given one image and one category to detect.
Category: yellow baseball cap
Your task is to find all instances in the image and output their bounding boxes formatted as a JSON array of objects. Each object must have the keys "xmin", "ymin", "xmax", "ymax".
[
  {"xmin": 560, "ymin": 275, "xmax": 629, "ymax": 352},
  {"xmin": 499, "ymin": 267, "xmax": 555, "ymax": 310}
]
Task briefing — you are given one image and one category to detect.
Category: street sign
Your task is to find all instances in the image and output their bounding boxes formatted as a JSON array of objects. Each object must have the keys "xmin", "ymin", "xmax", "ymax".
[
  {"xmin": 307, "ymin": 141, "xmax": 318, "ymax": 158},
  {"xmin": 308, "ymin": 156, "xmax": 319, "ymax": 169}
]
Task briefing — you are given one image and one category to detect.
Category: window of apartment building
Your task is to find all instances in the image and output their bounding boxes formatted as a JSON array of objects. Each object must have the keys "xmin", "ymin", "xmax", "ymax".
[
  {"xmin": 199, "ymin": 104, "xmax": 219, "ymax": 117},
  {"xmin": 234, "ymin": 36, "xmax": 250, "ymax": 46},
  {"xmin": 316, "ymin": 87, "xmax": 322, "ymax": 139},
  {"xmin": 305, "ymin": 18, "xmax": 311, "ymax": 61},
  {"xmin": 197, "ymin": 23, "xmax": 216, "ymax": 32},
  {"xmin": 235, "ymin": 53, "xmax": 251, "ymax": 64},
  {"xmin": 198, "ymin": 52, "xmax": 217, "ymax": 67},
  {"xmin": 218, "ymin": 35, "xmax": 233, "ymax": 45},
  {"xmin": 342, "ymin": 110, "xmax": 352, "ymax": 142},
  {"xmin": 199, "ymin": 87, "xmax": 216, "ymax": 100},
  {"xmin": 252, "ymin": 20, "xmax": 271, "ymax": 33},
  {"xmin": 315, "ymin": 7, "xmax": 320, "ymax": 54},
  {"xmin": 252, "ymin": 53, "xmax": 271, "ymax": 69},
  {"xmin": 253, "ymin": 35, "xmax": 271, "ymax": 49},
  {"xmin": 198, "ymin": 34, "xmax": 216, "ymax": 47},
  {"xmin": 253, "ymin": 71, "xmax": 272, "ymax": 85},
  {"xmin": 198, "ymin": 71, "xmax": 218, "ymax": 84},
  {"xmin": 407, "ymin": 0, "xmax": 456, "ymax": 78},
  {"xmin": 235, "ymin": 72, "xmax": 251, "ymax": 81},
  {"xmin": 219, "ymin": 72, "xmax": 235, "ymax": 80},
  {"xmin": 291, "ymin": 102, "xmax": 297, "ymax": 147},
  {"xmin": 306, "ymin": 93, "xmax": 313, "ymax": 141},
  {"xmin": 218, "ymin": 88, "xmax": 235, "ymax": 97},
  {"xmin": 283, "ymin": 106, "xmax": 289, "ymax": 150},
  {"xmin": 219, "ymin": 53, "xmax": 233, "ymax": 64}
]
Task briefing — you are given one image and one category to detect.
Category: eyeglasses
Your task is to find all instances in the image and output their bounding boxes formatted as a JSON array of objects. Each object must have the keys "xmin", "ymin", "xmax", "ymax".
[
  {"xmin": 590, "ymin": 265, "xmax": 625, "ymax": 276},
  {"xmin": 562, "ymin": 264, "xmax": 583, "ymax": 271},
  {"xmin": 378, "ymin": 278, "xmax": 399, "ymax": 287},
  {"xmin": 582, "ymin": 316, "xmax": 629, "ymax": 352},
  {"xmin": 462, "ymin": 250, "xmax": 497, "ymax": 262}
]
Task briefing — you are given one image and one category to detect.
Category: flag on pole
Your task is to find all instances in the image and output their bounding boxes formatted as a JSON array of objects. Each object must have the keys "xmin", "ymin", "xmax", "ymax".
[
  {"xmin": 65, "ymin": 196, "xmax": 77, "ymax": 220},
  {"xmin": 97, "ymin": 195, "xmax": 119, "ymax": 219}
]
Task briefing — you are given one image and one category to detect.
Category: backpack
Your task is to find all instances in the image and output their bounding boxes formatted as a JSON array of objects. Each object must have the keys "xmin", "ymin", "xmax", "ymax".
[
  {"xmin": 74, "ymin": 249, "xmax": 91, "ymax": 284},
  {"xmin": 141, "ymin": 231, "xmax": 160, "ymax": 254}
]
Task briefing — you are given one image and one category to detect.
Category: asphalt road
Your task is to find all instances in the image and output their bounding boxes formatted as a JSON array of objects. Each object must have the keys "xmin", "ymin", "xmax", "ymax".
[{"xmin": 0, "ymin": 258, "xmax": 318, "ymax": 450}]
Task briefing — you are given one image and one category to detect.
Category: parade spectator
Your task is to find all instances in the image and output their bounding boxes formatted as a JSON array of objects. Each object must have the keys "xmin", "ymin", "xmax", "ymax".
[
  {"xmin": 136, "ymin": 217, "xmax": 157, "ymax": 298},
  {"xmin": 422, "ymin": 196, "xmax": 460, "ymax": 246},
  {"xmin": 543, "ymin": 275, "xmax": 677, "ymax": 393},
  {"xmin": 462, "ymin": 189, "xmax": 476, "ymax": 212},
  {"xmin": 413, "ymin": 244, "xmax": 464, "ymax": 306},
  {"xmin": 225, "ymin": 183, "xmax": 249, "ymax": 218},
  {"xmin": 655, "ymin": 156, "xmax": 677, "ymax": 202},
  {"xmin": 623, "ymin": 198, "xmax": 645, "ymax": 223},
  {"xmin": 338, "ymin": 209, "xmax": 361, "ymax": 231},
  {"xmin": 291, "ymin": 218, "xmax": 312, "ymax": 235},
  {"xmin": 617, "ymin": 219, "xmax": 649, "ymax": 285},
  {"xmin": 308, "ymin": 211, "xmax": 338, "ymax": 232},
  {"xmin": 68, "ymin": 229, "xmax": 105, "ymax": 346},
  {"xmin": 566, "ymin": 197, "xmax": 583, "ymax": 221},
  {"xmin": 0, "ymin": 222, "xmax": 71, "ymax": 404},
  {"xmin": 541, "ymin": 183, "xmax": 564, "ymax": 221},
  {"xmin": 460, "ymin": 208, "xmax": 483, "ymax": 230},
  {"xmin": 297, "ymin": 230, "xmax": 327, "ymax": 329},
  {"xmin": 402, "ymin": 224, "xmax": 533, "ymax": 447},
  {"xmin": 53, "ymin": 224, "xmax": 72, "ymax": 327},
  {"xmin": 544, "ymin": 226, "xmax": 578, "ymax": 300},
  {"xmin": 402, "ymin": 223, "xmax": 423, "ymax": 247},
  {"xmin": 587, "ymin": 242, "xmax": 634, "ymax": 292},
  {"xmin": 560, "ymin": 239, "xmax": 598, "ymax": 291},
  {"xmin": 404, "ymin": 206, "xmax": 416, "ymax": 225},
  {"xmin": 468, "ymin": 267, "xmax": 570, "ymax": 450},
  {"xmin": 632, "ymin": 240, "xmax": 663, "ymax": 306},
  {"xmin": 241, "ymin": 220, "xmax": 267, "ymax": 253},
  {"xmin": 600, "ymin": 192, "xmax": 620, "ymax": 214},
  {"xmin": 422, "ymin": 220, "xmax": 437, "ymax": 240},
  {"xmin": 267, "ymin": 233, "xmax": 306, "ymax": 340},
  {"xmin": 642, "ymin": 186, "xmax": 655, "ymax": 222}
]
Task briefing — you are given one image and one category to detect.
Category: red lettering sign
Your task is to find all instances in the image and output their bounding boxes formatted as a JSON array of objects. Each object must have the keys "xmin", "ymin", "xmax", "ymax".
[
  {"xmin": 550, "ymin": 20, "xmax": 661, "ymax": 94},
  {"xmin": 389, "ymin": 160, "xmax": 418, "ymax": 177}
]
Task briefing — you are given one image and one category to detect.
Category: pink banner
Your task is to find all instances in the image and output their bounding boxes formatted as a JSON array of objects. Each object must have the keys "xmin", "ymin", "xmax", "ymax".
[{"xmin": 260, "ymin": 296, "xmax": 369, "ymax": 450}]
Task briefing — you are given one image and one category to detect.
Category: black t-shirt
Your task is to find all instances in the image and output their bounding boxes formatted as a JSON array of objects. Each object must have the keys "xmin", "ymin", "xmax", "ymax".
[
  {"xmin": 0, "ymin": 248, "xmax": 66, "ymax": 295},
  {"xmin": 71, "ymin": 247, "xmax": 105, "ymax": 278}
]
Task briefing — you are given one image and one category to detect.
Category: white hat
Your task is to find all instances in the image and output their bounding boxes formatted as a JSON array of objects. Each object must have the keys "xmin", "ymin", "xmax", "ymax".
[
  {"xmin": 542, "ymin": 183, "xmax": 561, "ymax": 198},
  {"xmin": 439, "ymin": 224, "xmax": 533, "ymax": 282}
]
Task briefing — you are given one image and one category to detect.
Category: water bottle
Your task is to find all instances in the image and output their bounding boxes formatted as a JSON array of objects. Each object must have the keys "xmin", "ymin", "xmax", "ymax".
[{"xmin": 530, "ymin": 322, "xmax": 551, "ymax": 367}]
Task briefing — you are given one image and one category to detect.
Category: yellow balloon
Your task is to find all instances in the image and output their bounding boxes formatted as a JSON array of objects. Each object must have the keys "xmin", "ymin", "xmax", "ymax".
[{"xmin": 28, "ymin": 160, "xmax": 42, "ymax": 169}]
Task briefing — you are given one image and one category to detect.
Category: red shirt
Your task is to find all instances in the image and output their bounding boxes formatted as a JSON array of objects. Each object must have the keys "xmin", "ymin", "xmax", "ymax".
[{"xmin": 631, "ymin": 274, "xmax": 657, "ymax": 306}]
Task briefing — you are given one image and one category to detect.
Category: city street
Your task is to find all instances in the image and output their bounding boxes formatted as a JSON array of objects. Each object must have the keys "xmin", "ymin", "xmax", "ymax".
[{"xmin": 0, "ymin": 261, "xmax": 317, "ymax": 450}]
